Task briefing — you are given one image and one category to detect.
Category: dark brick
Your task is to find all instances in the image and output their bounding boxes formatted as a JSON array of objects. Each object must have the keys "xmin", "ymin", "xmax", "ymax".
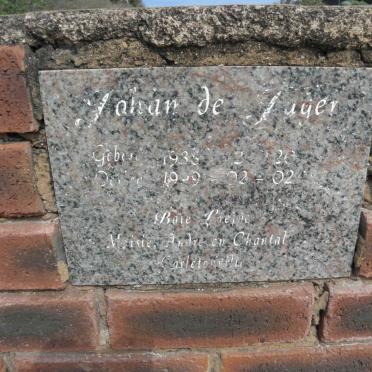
[
  {"xmin": 222, "ymin": 344, "xmax": 372, "ymax": 372},
  {"xmin": 0, "ymin": 142, "xmax": 44, "ymax": 217},
  {"xmin": 0, "ymin": 45, "xmax": 38, "ymax": 133},
  {"xmin": 321, "ymin": 281, "xmax": 372, "ymax": 342},
  {"xmin": 15, "ymin": 352, "xmax": 209, "ymax": 372},
  {"xmin": 0, "ymin": 290, "xmax": 99, "ymax": 351},
  {"xmin": 106, "ymin": 284, "xmax": 314, "ymax": 349},
  {"xmin": 0, "ymin": 221, "xmax": 66, "ymax": 290}
]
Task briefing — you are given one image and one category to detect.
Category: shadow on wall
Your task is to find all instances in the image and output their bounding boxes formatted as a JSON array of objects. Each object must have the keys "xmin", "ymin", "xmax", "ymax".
[{"xmin": 0, "ymin": 0, "xmax": 143, "ymax": 15}]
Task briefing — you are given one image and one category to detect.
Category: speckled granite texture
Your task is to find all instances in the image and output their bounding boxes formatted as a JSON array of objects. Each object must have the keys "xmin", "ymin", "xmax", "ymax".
[
  {"xmin": 40, "ymin": 66, "xmax": 371, "ymax": 285},
  {"xmin": 1, "ymin": 6, "xmax": 371, "ymax": 50}
]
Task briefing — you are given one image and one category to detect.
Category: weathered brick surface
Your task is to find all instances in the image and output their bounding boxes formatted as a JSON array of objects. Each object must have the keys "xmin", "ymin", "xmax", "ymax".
[
  {"xmin": 0, "ymin": 45, "xmax": 38, "ymax": 133},
  {"xmin": 222, "ymin": 344, "xmax": 372, "ymax": 372},
  {"xmin": 321, "ymin": 281, "xmax": 372, "ymax": 342},
  {"xmin": 0, "ymin": 221, "xmax": 65, "ymax": 290},
  {"xmin": 0, "ymin": 45, "xmax": 25, "ymax": 72},
  {"xmin": 106, "ymin": 284, "xmax": 314, "ymax": 349},
  {"xmin": 0, "ymin": 290, "xmax": 99, "ymax": 351},
  {"xmin": 15, "ymin": 352, "xmax": 208, "ymax": 372},
  {"xmin": 0, "ymin": 142, "xmax": 44, "ymax": 217},
  {"xmin": 357, "ymin": 209, "xmax": 372, "ymax": 278},
  {"xmin": 0, "ymin": 358, "xmax": 4, "ymax": 372}
]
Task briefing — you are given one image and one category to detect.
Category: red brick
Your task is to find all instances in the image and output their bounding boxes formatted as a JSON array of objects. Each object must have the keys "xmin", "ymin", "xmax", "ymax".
[
  {"xmin": 0, "ymin": 142, "xmax": 44, "ymax": 217},
  {"xmin": 106, "ymin": 284, "xmax": 314, "ymax": 350},
  {"xmin": 0, "ymin": 221, "xmax": 65, "ymax": 290},
  {"xmin": 321, "ymin": 281, "xmax": 372, "ymax": 342},
  {"xmin": 221, "ymin": 344, "xmax": 372, "ymax": 372},
  {"xmin": 356, "ymin": 208, "xmax": 372, "ymax": 278},
  {"xmin": 15, "ymin": 352, "xmax": 208, "ymax": 372},
  {"xmin": 0, "ymin": 46, "xmax": 38, "ymax": 133},
  {"xmin": 0, "ymin": 290, "xmax": 99, "ymax": 351},
  {"xmin": 0, "ymin": 45, "xmax": 25, "ymax": 72}
]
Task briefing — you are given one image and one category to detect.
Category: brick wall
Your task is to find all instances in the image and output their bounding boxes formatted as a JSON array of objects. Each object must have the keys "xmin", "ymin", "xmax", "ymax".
[{"xmin": 0, "ymin": 6, "xmax": 371, "ymax": 371}]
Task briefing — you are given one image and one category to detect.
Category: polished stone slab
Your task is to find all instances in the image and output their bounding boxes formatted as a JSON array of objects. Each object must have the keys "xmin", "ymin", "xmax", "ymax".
[{"xmin": 40, "ymin": 66, "xmax": 371, "ymax": 285}]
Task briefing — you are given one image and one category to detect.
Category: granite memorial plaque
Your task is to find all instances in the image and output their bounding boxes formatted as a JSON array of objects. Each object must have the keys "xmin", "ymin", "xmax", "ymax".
[{"xmin": 40, "ymin": 66, "xmax": 371, "ymax": 285}]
